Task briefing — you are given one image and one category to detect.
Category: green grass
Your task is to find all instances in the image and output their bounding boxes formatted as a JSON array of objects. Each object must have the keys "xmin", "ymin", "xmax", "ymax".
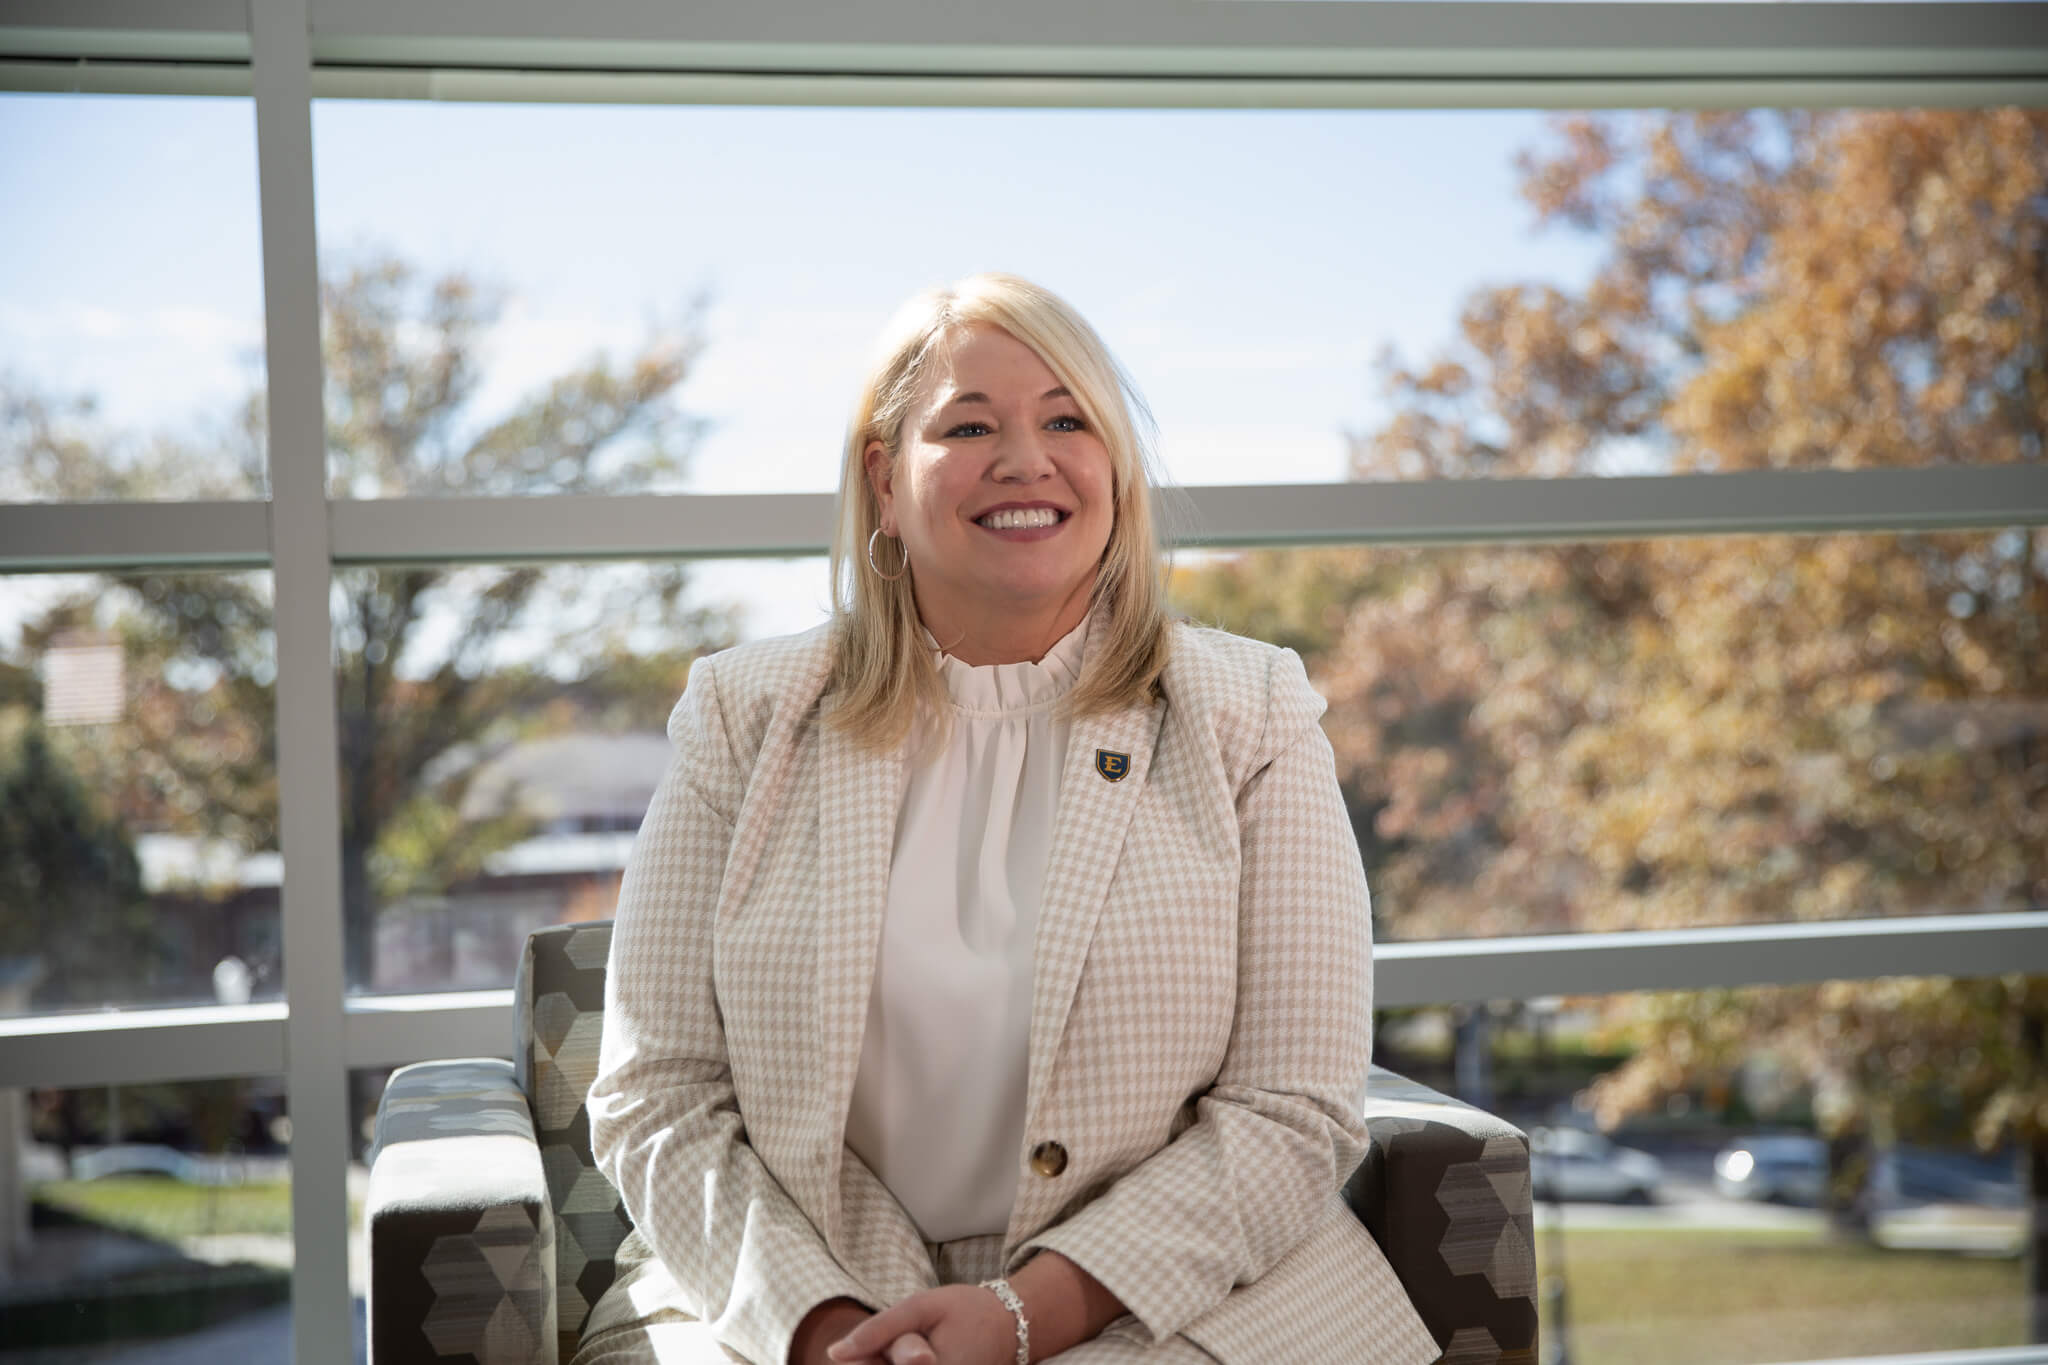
[
  {"xmin": 29, "ymin": 1178, "xmax": 365, "ymax": 1244},
  {"xmin": 13, "ymin": 1182, "xmax": 320, "ymax": 1351},
  {"xmin": 1549, "ymin": 1226, "xmax": 2026, "ymax": 1363},
  {"xmin": 32, "ymin": 1178, "xmax": 296, "ymax": 1240}
]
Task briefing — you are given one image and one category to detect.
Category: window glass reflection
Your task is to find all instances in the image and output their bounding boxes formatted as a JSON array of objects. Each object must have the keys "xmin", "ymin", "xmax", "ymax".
[
  {"xmin": 1, "ymin": 573, "xmax": 280, "ymax": 1016},
  {"xmin": 1381, "ymin": 976, "xmax": 2037, "ymax": 1362},
  {"xmin": 2, "ymin": 1076, "xmax": 307, "ymax": 1360},
  {"xmin": 1173, "ymin": 529, "xmax": 2048, "ymax": 941},
  {"xmin": 339, "ymin": 558, "xmax": 815, "ymax": 995},
  {"xmin": 307, "ymin": 103, "xmax": 2043, "ymax": 494},
  {"xmin": 0, "ymin": 93, "xmax": 267, "ymax": 502}
]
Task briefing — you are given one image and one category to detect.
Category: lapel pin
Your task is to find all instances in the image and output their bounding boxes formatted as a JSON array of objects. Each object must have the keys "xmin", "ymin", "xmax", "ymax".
[{"xmin": 1094, "ymin": 749, "xmax": 1130, "ymax": 782}]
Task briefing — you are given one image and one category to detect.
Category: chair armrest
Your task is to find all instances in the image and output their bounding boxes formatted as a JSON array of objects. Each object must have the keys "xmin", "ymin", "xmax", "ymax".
[
  {"xmin": 366, "ymin": 1057, "xmax": 559, "ymax": 1365},
  {"xmin": 1343, "ymin": 1065, "xmax": 1537, "ymax": 1363}
]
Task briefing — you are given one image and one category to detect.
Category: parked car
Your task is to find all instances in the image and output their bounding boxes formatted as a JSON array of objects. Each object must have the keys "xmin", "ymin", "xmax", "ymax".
[
  {"xmin": 1713, "ymin": 1135, "xmax": 1828, "ymax": 1205},
  {"xmin": 1529, "ymin": 1125, "xmax": 1663, "ymax": 1204}
]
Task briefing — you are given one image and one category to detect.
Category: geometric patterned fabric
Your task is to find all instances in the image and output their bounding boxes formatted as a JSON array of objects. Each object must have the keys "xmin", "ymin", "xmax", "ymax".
[
  {"xmin": 1346, "ymin": 1066, "xmax": 1539, "ymax": 1364},
  {"xmin": 516, "ymin": 922, "xmax": 633, "ymax": 1363},
  {"xmin": 367, "ymin": 925, "xmax": 1539, "ymax": 1365},
  {"xmin": 366, "ymin": 1057, "xmax": 559, "ymax": 1365},
  {"xmin": 421, "ymin": 1203, "xmax": 555, "ymax": 1361}
]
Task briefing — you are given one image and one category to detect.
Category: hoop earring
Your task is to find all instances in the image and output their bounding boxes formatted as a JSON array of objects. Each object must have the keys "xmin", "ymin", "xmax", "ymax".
[{"xmin": 867, "ymin": 527, "xmax": 908, "ymax": 582}]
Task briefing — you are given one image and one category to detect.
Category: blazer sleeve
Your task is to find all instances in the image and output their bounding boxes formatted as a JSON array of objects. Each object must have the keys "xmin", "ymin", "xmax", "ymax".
[
  {"xmin": 587, "ymin": 655, "xmax": 874, "ymax": 1365},
  {"xmin": 1017, "ymin": 645, "xmax": 1375, "ymax": 1344}
]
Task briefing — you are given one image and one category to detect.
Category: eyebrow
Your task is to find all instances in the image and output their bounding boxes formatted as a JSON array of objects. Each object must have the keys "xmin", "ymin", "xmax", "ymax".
[{"xmin": 940, "ymin": 385, "xmax": 1072, "ymax": 409}]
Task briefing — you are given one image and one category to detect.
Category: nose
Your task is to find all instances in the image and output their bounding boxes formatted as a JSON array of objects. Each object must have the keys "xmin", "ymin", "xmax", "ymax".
[{"xmin": 989, "ymin": 423, "xmax": 1056, "ymax": 483}]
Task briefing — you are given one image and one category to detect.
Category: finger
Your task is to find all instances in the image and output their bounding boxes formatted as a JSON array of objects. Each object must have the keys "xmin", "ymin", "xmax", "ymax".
[
  {"xmin": 829, "ymin": 1305, "xmax": 930, "ymax": 1359},
  {"xmin": 885, "ymin": 1332, "xmax": 936, "ymax": 1365}
]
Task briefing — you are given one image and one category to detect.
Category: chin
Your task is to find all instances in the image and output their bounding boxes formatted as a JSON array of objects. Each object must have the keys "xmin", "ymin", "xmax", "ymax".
[{"xmin": 988, "ymin": 573, "xmax": 1090, "ymax": 607}]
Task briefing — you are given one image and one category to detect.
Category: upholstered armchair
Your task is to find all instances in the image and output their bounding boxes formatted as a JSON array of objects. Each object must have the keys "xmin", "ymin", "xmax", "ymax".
[{"xmin": 365, "ymin": 921, "xmax": 1537, "ymax": 1365}]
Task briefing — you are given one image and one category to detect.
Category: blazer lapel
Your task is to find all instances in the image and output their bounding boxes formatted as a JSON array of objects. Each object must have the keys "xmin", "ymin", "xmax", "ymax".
[
  {"xmin": 812, "ymin": 716, "xmax": 903, "ymax": 1251},
  {"xmin": 1021, "ymin": 693, "xmax": 1167, "ymax": 1132}
]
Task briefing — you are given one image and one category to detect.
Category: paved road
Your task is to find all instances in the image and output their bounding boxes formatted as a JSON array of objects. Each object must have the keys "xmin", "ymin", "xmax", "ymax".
[{"xmin": 1534, "ymin": 1172, "xmax": 2023, "ymax": 1253}]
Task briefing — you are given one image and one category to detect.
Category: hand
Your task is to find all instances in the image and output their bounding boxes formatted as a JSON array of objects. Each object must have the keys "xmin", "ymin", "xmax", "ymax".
[
  {"xmin": 791, "ymin": 1299, "xmax": 874, "ymax": 1365},
  {"xmin": 826, "ymin": 1284, "xmax": 1018, "ymax": 1365}
]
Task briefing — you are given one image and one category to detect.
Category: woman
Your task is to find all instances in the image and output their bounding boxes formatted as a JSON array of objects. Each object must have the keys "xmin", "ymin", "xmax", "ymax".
[{"xmin": 581, "ymin": 274, "xmax": 1438, "ymax": 1365}]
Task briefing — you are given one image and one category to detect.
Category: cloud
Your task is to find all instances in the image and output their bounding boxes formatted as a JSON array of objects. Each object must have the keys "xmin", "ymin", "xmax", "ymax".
[{"xmin": 0, "ymin": 302, "xmax": 261, "ymax": 349}]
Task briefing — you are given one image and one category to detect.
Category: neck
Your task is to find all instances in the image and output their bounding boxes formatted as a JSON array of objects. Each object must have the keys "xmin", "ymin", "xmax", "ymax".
[{"xmin": 918, "ymin": 581, "xmax": 1094, "ymax": 666}]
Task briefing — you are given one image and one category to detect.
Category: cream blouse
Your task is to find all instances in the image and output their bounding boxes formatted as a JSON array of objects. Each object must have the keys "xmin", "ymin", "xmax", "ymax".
[{"xmin": 841, "ymin": 615, "xmax": 1089, "ymax": 1244}]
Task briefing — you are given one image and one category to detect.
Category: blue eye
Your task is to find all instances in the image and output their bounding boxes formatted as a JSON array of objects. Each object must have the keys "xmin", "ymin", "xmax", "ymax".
[{"xmin": 945, "ymin": 415, "xmax": 1086, "ymax": 437}]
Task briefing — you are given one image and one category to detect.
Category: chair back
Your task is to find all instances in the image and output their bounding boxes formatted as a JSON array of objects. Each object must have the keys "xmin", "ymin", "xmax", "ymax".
[{"xmin": 514, "ymin": 919, "xmax": 632, "ymax": 1360}]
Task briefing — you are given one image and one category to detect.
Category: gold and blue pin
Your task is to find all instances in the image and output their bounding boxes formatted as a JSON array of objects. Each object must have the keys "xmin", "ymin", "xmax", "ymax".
[{"xmin": 1094, "ymin": 749, "xmax": 1130, "ymax": 782}]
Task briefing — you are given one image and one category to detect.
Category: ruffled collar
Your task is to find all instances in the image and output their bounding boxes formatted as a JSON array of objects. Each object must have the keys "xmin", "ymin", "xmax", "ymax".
[{"xmin": 921, "ymin": 615, "xmax": 1089, "ymax": 715}]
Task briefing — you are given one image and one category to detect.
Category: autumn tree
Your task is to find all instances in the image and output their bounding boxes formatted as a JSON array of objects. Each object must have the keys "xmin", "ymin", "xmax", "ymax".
[
  {"xmin": 1176, "ymin": 107, "xmax": 2046, "ymax": 1321},
  {"xmin": 2, "ymin": 248, "xmax": 736, "ymax": 1001}
]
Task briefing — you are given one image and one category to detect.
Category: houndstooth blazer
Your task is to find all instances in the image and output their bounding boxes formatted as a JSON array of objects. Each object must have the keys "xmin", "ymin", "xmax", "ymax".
[{"xmin": 587, "ymin": 614, "xmax": 1441, "ymax": 1365}]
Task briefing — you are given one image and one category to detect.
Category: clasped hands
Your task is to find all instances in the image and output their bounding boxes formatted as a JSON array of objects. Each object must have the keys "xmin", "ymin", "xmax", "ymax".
[
  {"xmin": 820, "ymin": 1283, "xmax": 1021, "ymax": 1365},
  {"xmin": 794, "ymin": 1247, "xmax": 1123, "ymax": 1365}
]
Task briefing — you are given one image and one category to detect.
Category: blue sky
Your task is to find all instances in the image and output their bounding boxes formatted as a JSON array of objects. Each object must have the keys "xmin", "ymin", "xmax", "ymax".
[{"xmin": 1, "ymin": 92, "xmax": 1612, "ymax": 637}]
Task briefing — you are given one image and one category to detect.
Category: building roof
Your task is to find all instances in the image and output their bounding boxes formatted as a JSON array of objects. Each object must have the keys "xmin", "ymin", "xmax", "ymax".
[{"xmin": 456, "ymin": 731, "xmax": 672, "ymax": 824}]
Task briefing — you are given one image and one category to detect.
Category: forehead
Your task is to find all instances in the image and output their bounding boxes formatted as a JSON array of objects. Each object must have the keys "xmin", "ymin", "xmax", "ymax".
[{"xmin": 919, "ymin": 323, "xmax": 1061, "ymax": 404}]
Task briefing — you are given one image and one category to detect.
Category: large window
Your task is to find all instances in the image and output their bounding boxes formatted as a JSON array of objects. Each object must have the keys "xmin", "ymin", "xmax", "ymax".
[
  {"xmin": 2, "ymin": 5, "xmax": 2042, "ymax": 1364},
  {"xmin": 0, "ymin": 94, "xmax": 268, "ymax": 502},
  {"xmin": 0, "ymin": 572, "xmax": 279, "ymax": 1018},
  {"xmin": 332, "ymin": 557, "xmax": 815, "ymax": 995},
  {"xmin": 305, "ymin": 103, "xmax": 2045, "ymax": 497},
  {"xmin": 1174, "ymin": 529, "xmax": 2047, "ymax": 941},
  {"xmin": 1391, "ymin": 977, "xmax": 2033, "ymax": 1363},
  {"xmin": 0, "ymin": 1075, "xmax": 301, "ymax": 1362}
]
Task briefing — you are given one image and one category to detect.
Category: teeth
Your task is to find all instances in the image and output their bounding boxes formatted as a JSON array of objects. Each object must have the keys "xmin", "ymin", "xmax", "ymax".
[{"xmin": 979, "ymin": 507, "xmax": 1061, "ymax": 530}]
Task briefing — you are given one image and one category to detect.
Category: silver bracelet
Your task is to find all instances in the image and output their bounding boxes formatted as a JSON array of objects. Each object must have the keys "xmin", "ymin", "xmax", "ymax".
[{"xmin": 979, "ymin": 1277, "xmax": 1030, "ymax": 1365}]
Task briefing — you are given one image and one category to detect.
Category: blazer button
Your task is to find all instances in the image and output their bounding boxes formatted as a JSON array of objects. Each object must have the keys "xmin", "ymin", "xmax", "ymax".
[{"xmin": 1029, "ymin": 1141, "xmax": 1068, "ymax": 1178}]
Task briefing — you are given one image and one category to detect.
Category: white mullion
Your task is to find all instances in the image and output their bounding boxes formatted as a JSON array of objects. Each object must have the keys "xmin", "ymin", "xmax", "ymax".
[
  {"xmin": 0, "ymin": 57, "xmax": 252, "ymax": 95},
  {"xmin": 17, "ymin": 0, "xmax": 2047, "ymax": 74},
  {"xmin": 307, "ymin": 69, "xmax": 2048, "ymax": 111},
  {"xmin": 321, "ymin": 465, "xmax": 2048, "ymax": 566},
  {"xmin": 342, "ymin": 989, "xmax": 516, "ymax": 1068},
  {"xmin": 0, "ymin": 1004, "xmax": 286, "ymax": 1088},
  {"xmin": 330, "ymin": 490, "xmax": 838, "ymax": 563},
  {"xmin": 248, "ymin": 0, "xmax": 349, "ymax": 1360},
  {"xmin": 1374, "ymin": 909, "xmax": 2048, "ymax": 1009},
  {"xmin": 332, "ymin": 909, "xmax": 2048, "ymax": 1071},
  {"xmin": 1175, "ymin": 466, "xmax": 2048, "ymax": 548},
  {"xmin": 4, "ymin": 912, "xmax": 2039, "ymax": 1090},
  {"xmin": 7, "ymin": 0, "xmax": 2048, "ymax": 100},
  {"xmin": 269, "ymin": 0, "xmax": 2048, "ymax": 83},
  {"xmin": 0, "ymin": 0, "xmax": 247, "ymax": 63},
  {"xmin": 7, "ymin": 467, "xmax": 2042, "ymax": 576},
  {"xmin": 3, "ymin": 62, "xmax": 2044, "ymax": 107},
  {"xmin": 0, "ymin": 501, "xmax": 270, "ymax": 573}
]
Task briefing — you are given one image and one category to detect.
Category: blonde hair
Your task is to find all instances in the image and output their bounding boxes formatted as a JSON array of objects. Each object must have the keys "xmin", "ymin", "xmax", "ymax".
[{"xmin": 827, "ymin": 272, "xmax": 1176, "ymax": 750}]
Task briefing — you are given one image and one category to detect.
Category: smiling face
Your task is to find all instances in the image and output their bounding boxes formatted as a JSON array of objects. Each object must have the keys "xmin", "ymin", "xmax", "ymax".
[{"xmin": 864, "ymin": 322, "xmax": 1116, "ymax": 662}]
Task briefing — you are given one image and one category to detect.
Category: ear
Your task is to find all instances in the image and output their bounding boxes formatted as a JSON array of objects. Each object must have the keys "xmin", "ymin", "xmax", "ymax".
[{"xmin": 863, "ymin": 439, "xmax": 898, "ymax": 537}]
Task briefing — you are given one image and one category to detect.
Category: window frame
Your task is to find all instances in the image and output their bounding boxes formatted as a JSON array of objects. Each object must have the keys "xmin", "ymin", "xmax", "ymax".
[{"xmin": 2, "ymin": 3, "xmax": 2046, "ymax": 1361}]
